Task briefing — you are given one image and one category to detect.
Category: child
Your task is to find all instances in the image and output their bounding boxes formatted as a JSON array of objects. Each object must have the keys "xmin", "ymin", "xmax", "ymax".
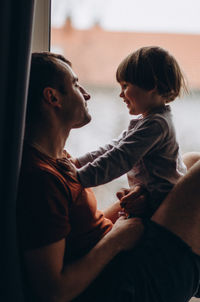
[{"xmin": 61, "ymin": 46, "xmax": 187, "ymax": 216}]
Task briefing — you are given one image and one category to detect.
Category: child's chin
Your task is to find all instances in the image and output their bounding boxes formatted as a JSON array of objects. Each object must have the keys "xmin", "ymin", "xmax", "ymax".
[{"xmin": 129, "ymin": 109, "xmax": 135, "ymax": 115}]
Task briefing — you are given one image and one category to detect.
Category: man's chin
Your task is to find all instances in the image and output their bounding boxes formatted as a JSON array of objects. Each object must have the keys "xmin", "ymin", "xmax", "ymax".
[{"xmin": 73, "ymin": 114, "xmax": 92, "ymax": 129}]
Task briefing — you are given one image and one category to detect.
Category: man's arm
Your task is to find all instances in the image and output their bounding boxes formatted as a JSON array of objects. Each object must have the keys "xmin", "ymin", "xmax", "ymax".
[
  {"xmin": 24, "ymin": 216, "xmax": 144, "ymax": 302},
  {"xmin": 103, "ymin": 200, "xmax": 121, "ymax": 223}
]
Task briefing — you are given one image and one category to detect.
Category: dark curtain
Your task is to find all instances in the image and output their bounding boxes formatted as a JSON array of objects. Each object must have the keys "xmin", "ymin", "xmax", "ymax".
[{"xmin": 0, "ymin": 1, "xmax": 35, "ymax": 301}]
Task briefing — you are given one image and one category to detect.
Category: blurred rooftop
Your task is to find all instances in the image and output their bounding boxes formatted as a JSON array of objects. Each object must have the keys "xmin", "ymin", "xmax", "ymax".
[{"xmin": 51, "ymin": 19, "xmax": 200, "ymax": 89}]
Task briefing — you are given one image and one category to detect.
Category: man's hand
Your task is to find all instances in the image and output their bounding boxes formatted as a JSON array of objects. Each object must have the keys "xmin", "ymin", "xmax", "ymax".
[{"xmin": 116, "ymin": 186, "xmax": 148, "ymax": 216}]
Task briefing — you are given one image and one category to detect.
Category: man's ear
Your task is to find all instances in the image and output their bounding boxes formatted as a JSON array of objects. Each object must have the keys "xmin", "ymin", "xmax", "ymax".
[
  {"xmin": 43, "ymin": 87, "xmax": 62, "ymax": 108},
  {"xmin": 148, "ymin": 87, "xmax": 157, "ymax": 95}
]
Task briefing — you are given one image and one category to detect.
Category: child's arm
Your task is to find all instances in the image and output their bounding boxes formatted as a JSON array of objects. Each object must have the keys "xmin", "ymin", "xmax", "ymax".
[
  {"xmin": 77, "ymin": 130, "xmax": 127, "ymax": 168},
  {"xmin": 77, "ymin": 119, "xmax": 165, "ymax": 188},
  {"xmin": 60, "ymin": 130, "xmax": 128, "ymax": 175}
]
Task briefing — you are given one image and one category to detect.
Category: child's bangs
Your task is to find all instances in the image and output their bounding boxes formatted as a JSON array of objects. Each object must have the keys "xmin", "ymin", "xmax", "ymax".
[{"xmin": 116, "ymin": 55, "xmax": 132, "ymax": 83}]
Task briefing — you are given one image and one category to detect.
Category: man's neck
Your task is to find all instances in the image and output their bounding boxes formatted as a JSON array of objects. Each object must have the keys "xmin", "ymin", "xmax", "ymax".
[{"xmin": 26, "ymin": 125, "xmax": 70, "ymax": 159}]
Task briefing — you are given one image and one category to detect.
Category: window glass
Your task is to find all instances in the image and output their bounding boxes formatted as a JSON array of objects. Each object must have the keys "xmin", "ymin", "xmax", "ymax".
[{"xmin": 51, "ymin": 0, "xmax": 200, "ymax": 212}]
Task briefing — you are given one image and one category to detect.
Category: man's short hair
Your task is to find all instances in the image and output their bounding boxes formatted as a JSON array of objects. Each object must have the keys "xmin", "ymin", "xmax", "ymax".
[{"xmin": 26, "ymin": 52, "xmax": 71, "ymax": 126}]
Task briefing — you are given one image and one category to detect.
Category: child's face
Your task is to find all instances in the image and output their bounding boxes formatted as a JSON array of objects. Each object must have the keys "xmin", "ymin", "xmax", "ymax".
[{"xmin": 119, "ymin": 81, "xmax": 156, "ymax": 116}]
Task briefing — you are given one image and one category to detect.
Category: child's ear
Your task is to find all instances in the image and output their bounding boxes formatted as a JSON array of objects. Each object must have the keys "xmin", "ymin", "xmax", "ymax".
[{"xmin": 43, "ymin": 87, "xmax": 62, "ymax": 108}]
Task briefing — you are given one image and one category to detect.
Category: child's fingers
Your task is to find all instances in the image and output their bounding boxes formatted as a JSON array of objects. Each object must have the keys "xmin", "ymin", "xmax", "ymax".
[
  {"xmin": 116, "ymin": 188, "xmax": 130, "ymax": 199},
  {"xmin": 127, "ymin": 200, "xmax": 146, "ymax": 214},
  {"xmin": 57, "ymin": 158, "xmax": 76, "ymax": 173},
  {"xmin": 121, "ymin": 196, "xmax": 148, "ymax": 216},
  {"xmin": 63, "ymin": 150, "xmax": 72, "ymax": 158},
  {"xmin": 121, "ymin": 194, "xmax": 145, "ymax": 208},
  {"xmin": 120, "ymin": 185, "xmax": 147, "ymax": 204},
  {"xmin": 57, "ymin": 158, "xmax": 69, "ymax": 169},
  {"xmin": 118, "ymin": 210, "xmax": 128, "ymax": 218},
  {"xmin": 124, "ymin": 186, "xmax": 143, "ymax": 199},
  {"xmin": 120, "ymin": 191, "xmax": 139, "ymax": 205}
]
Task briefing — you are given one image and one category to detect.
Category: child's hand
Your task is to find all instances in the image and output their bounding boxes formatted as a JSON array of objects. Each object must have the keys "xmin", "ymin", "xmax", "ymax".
[
  {"xmin": 116, "ymin": 186, "xmax": 148, "ymax": 216},
  {"xmin": 69, "ymin": 157, "xmax": 81, "ymax": 168},
  {"xmin": 63, "ymin": 150, "xmax": 80, "ymax": 168},
  {"xmin": 56, "ymin": 157, "xmax": 77, "ymax": 179},
  {"xmin": 116, "ymin": 187, "xmax": 132, "ymax": 200}
]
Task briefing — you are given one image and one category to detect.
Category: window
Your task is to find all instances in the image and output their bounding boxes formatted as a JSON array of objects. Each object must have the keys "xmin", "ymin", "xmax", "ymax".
[{"xmin": 51, "ymin": 0, "xmax": 200, "ymax": 213}]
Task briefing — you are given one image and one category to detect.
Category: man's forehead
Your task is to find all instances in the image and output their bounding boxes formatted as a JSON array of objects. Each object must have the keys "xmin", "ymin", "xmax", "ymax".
[{"xmin": 55, "ymin": 58, "xmax": 77, "ymax": 80}]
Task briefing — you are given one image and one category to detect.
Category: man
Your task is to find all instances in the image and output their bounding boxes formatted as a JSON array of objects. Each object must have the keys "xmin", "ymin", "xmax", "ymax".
[{"xmin": 17, "ymin": 52, "xmax": 200, "ymax": 302}]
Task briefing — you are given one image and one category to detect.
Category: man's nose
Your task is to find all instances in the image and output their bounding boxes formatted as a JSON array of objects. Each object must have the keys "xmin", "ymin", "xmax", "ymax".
[
  {"xmin": 80, "ymin": 86, "xmax": 91, "ymax": 100},
  {"xmin": 84, "ymin": 91, "xmax": 91, "ymax": 101},
  {"xmin": 83, "ymin": 91, "xmax": 90, "ymax": 101}
]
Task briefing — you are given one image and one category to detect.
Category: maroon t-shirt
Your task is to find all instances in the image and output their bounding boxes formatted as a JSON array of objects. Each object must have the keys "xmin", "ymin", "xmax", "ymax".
[{"xmin": 17, "ymin": 144, "xmax": 112, "ymax": 261}]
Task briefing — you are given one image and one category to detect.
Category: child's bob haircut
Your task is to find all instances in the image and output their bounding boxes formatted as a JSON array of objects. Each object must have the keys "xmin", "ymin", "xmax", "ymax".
[{"xmin": 116, "ymin": 46, "xmax": 188, "ymax": 103}]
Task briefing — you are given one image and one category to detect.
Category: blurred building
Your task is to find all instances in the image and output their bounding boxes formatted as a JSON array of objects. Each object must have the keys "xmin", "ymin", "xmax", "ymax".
[{"xmin": 51, "ymin": 18, "xmax": 200, "ymax": 89}]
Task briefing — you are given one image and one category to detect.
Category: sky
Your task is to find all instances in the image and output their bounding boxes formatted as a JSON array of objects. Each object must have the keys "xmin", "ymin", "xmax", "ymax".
[{"xmin": 51, "ymin": 0, "xmax": 200, "ymax": 34}]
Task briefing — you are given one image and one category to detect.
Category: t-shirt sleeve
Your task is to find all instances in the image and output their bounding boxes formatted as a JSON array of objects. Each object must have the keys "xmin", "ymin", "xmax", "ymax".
[{"xmin": 17, "ymin": 170, "xmax": 71, "ymax": 250}]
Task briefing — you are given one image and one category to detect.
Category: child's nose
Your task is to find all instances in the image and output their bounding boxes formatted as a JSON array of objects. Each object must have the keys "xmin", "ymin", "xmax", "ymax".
[{"xmin": 119, "ymin": 91, "xmax": 124, "ymax": 98}]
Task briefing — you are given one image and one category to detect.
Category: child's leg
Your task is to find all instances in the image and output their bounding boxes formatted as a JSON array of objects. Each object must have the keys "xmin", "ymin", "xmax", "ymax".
[{"xmin": 152, "ymin": 160, "xmax": 200, "ymax": 255}]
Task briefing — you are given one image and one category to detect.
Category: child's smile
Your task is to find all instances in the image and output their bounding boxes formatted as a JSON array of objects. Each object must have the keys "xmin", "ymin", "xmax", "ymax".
[
  {"xmin": 119, "ymin": 81, "xmax": 165, "ymax": 117},
  {"xmin": 119, "ymin": 82, "xmax": 151, "ymax": 116}
]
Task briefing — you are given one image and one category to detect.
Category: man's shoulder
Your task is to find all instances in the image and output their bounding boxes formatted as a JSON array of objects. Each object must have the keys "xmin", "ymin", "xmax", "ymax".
[
  {"xmin": 21, "ymin": 144, "xmax": 66, "ymax": 181},
  {"xmin": 20, "ymin": 144, "xmax": 83, "ymax": 201}
]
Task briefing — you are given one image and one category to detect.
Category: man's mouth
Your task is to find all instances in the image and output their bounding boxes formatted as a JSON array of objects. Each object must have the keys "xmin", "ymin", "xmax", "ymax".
[{"xmin": 85, "ymin": 102, "xmax": 89, "ymax": 111}]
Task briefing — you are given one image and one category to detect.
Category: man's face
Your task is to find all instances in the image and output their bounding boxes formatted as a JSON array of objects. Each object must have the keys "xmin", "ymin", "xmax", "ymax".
[{"xmin": 57, "ymin": 60, "xmax": 92, "ymax": 129}]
